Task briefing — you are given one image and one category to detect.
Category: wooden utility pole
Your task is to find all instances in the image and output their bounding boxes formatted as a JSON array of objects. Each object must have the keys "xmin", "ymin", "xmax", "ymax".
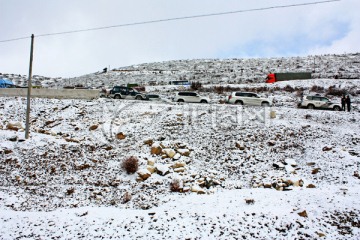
[{"xmin": 25, "ymin": 34, "xmax": 34, "ymax": 139}]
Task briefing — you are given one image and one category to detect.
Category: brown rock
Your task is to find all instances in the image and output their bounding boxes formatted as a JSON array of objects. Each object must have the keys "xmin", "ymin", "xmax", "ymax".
[
  {"xmin": 116, "ymin": 132, "xmax": 126, "ymax": 140},
  {"xmin": 306, "ymin": 184, "xmax": 316, "ymax": 188},
  {"xmin": 298, "ymin": 210, "xmax": 308, "ymax": 218},
  {"xmin": 6, "ymin": 122, "xmax": 23, "ymax": 131},
  {"xmin": 144, "ymin": 139, "xmax": 154, "ymax": 146},
  {"xmin": 89, "ymin": 125, "xmax": 98, "ymax": 131},
  {"xmin": 322, "ymin": 146, "xmax": 332, "ymax": 151},
  {"xmin": 311, "ymin": 168, "xmax": 321, "ymax": 174},
  {"xmin": 151, "ymin": 144, "xmax": 162, "ymax": 155}
]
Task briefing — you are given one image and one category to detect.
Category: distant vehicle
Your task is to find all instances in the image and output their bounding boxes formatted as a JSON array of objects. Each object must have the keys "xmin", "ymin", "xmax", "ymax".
[
  {"xmin": 169, "ymin": 80, "xmax": 190, "ymax": 86},
  {"xmin": 226, "ymin": 92, "xmax": 272, "ymax": 106},
  {"xmin": 108, "ymin": 86, "xmax": 148, "ymax": 100},
  {"xmin": 266, "ymin": 72, "xmax": 312, "ymax": 83},
  {"xmin": 173, "ymin": 92, "xmax": 209, "ymax": 103},
  {"xmin": 297, "ymin": 95, "xmax": 341, "ymax": 111},
  {"xmin": 0, "ymin": 78, "xmax": 15, "ymax": 88}
]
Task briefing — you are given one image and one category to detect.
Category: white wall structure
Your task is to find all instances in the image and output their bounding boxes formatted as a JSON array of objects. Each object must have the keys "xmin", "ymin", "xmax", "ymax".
[{"xmin": 0, "ymin": 88, "xmax": 100, "ymax": 100}]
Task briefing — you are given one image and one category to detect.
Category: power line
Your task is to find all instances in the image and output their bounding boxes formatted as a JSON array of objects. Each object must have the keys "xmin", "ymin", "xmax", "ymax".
[{"xmin": 0, "ymin": 0, "xmax": 341, "ymax": 43}]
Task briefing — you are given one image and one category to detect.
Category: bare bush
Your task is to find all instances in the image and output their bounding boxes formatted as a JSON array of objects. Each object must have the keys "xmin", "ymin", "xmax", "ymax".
[
  {"xmin": 191, "ymin": 81, "xmax": 202, "ymax": 91},
  {"xmin": 310, "ymin": 85, "xmax": 324, "ymax": 93},
  {"xmin": 121, "ymin": 156, "xmax": 139, "ymax": 174},
  {"xmin": 170, "ymin": 179, "xmax": 181, "ymax": 192},
  {"xmin": 121, "ymin": 192, "xmax": 132, "ymax": 204},
  {"xmin": 326, "ymin": 86, "xmax": 346, "ymax": 96}
]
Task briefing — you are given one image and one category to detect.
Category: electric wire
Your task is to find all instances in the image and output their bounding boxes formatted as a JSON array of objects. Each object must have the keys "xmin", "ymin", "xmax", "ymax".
[{"xmin": 0, "ymin": 0, "xmax": 341, "ymax": 43}]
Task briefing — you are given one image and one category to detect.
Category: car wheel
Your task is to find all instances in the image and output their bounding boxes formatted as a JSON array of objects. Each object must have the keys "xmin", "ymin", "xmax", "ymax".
[
  {"xmin": 135, "ymin": 95, "xmax": 142, "ymax": 100},
  {"xmin": 333, "ymin": 106, "xmax": 341, "ymax": 111},
  {"xmin": 114, "ymin": 95, "xmax": 121, "ymax": 99},
  {"xmin": 307, "ymin": 104, "xmax": 315, "ymax": 109},
  {"xmin": 178, "ymin": 99, "xmax": 184, "ymax": 102},
  {"xmin": 235, "ymin": 100, "xmax": 243, "ymax": 105},
  {"xmin": 200, "ymin": 100, "xmax": 208, "ymax": 103},
  {"xmin": 261, "ymin": 102, "xmax": 270, "ymax": 107}
]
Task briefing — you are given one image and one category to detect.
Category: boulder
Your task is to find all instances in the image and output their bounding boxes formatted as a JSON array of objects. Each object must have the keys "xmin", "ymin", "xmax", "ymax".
[
  {"xmin": 191, "ymin": 184, "xmax": 203, "ymax": 193},
  {"xmin": 147, "ymin": 165, "xmax": 156, "ymax": 174},
  {"xmin": 172, "ymin": 161, "xmax": 186, "ymax": 169},
  {"xmin": 177, "ymin": 149, "xmax": 190, "ymax": 156},
  {"xmin": 163, "ymin": 148, "xmax": 176, "ymax": 158},
  {"xmin": 144, "ymin": 139, "xmax": 154, "ymax": 146},
  {"xmin": 173, "ymin": 153, "xmax": 181, "ymax": 160},
  {"xmin": 151, "ymin": 143, "xmax": 162, "ymax": 155},
  {"xmin": 156, "ymin": 164, "xmax": 170, "ymax": 176},
  {"xmin": 174, "ymin": 167, "xmax": 186, "ymax": 173},
  {"xmin": 293, "ymin": 179, "xmax": 304, "ymax": 187},
  {"xmin": 137, "ymin": 169, "xmax": 151, "ymax": 180},
  {"xmin": 6, "ymin": 122, "xmax": 24, "ymax": 131},
  {"xmin": 147, "ymin": 159, "xmax": 156, "ymax": 166}
]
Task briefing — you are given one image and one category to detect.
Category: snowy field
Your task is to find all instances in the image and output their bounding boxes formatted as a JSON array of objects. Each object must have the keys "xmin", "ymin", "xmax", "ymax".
[{"xmin": 0, "ymin": 79, "xmax": 360, "ymax": 239}]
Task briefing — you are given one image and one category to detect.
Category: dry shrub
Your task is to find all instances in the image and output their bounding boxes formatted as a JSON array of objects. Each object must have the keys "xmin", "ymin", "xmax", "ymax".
[
  {"xmin": 121, "ymin": 192, "xmax": 132, "ymax": 204},
  {"xmin": 121, "ymin": 156, "xmax": 139, "ymax": 174},
  {"xmin": 283, "ymin": 85, "xmax": 295, "ymax": 92},
  {"xmin": 310, "ymin": 85, "xmax": 324, "ymax": 93},
  {"xmin": 326, "ymin": 86, "xmax": 346, "ymax": 96},
  {"xmin": 66, "ymin": 188, "xmax": 75, "ymax": 195},
  {"xmin": 191, "ymin": 81, "xmax": 202, "ymax": 91},
  {"xmin": 170, "ymin": 179, "xmax": 181, "ymax": 192}
]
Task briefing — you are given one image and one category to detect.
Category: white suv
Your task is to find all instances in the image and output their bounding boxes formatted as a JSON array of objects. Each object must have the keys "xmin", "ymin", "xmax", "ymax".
[
  {"xmin": 226, "ymin": 92, "xmax": 272, "ymax": 106},
  {"xmin": 173, "ymin": 92, "xmax": 209, "ymax": 103},
  {"xmin": 298, "ymin": 95, "xmax": 341, "ymax": 111}
]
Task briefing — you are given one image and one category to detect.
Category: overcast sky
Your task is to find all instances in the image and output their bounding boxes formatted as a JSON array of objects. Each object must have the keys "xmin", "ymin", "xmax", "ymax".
[{"xmin": 1, "ymin": 0, "xmax": 359, "ymax": 78}]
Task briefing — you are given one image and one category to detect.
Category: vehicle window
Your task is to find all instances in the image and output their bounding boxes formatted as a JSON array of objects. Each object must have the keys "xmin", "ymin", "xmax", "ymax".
[
  {"xmin": 178, "ymin": 92, "xmax": 186, "ymax": 96},
  {"xmin": 321, "ymin": 98, "xmax": 329, "ymax": 102},
  {"xmin": 306, "ymin": 96, "xmax": 312, "ymax": 100},
  {"xmin": 235, "ymin": 92, "xmax": 242, "ymax": 97},
  {"xmin": 189, "ymin": 92, "xmax": 197, "ymax": 96},
  {"xmin": 312, "ymin": 97, "xmax": 321, "ymax": 101}
]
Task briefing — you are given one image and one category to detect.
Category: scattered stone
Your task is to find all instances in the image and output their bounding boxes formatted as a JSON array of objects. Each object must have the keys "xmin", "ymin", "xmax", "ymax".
[
  {"xmin": 273, "ymin": 162, "xmax": 285, "ymax": 169},
  {"xmin": 6, "ymin": 122, "xmax": 24, "ymax": 131},
  {"xmin": 306, "ymin": 184, "xmax": 316, "ymax": 188},
  {"xmin": 89, "ymin": 125, "xmax": 98, "ymax": 131},
  {"xmin": 137, "ymin": 169, "xmax": 151, "ymax": 180},
  {"xmin": 144, "ymin": 139, "xmax": 154, "ymax": 146},
  {"xmin": 163, "ymin": 148, "xmax": 176, "ymax": 158},
  {"xmin": 293, "ymin": 179, "xmax": 304, "ymax": 187},
  {"xmin": 322, "ymin": 146, "xmax": 332, "ymax": 151},
  {"xmin": 298, "ymin": 210, "xmax": 308, "ymax": 218},
  {"xmin": 285, "ymin": 158, "xmax": 297, "ymax": 167},
  {"xmin": 147, "ymin": 165, "xmax": 156, "ymax": 174},
  {"xmin": 235, "ymin": 142, "xmax": 246, "ymax": 150},
  {"xmin": 116, "ymin": 132, "xmax": 126, "ymax": 140},
  {"xmin": 267, "ymin": 140, "xmax": 276, "ymax": 146},
  {"xmin": 172, "ymin": 161, "xmax": 186, "ymax": 169},
  {"xmin": 147, "ymin": 159, "xmax": 156, "ymax": 166},
  {"xmin": 312, "ymin": 168, "xmax": 321, "ymax": 174},
  {"xmin": 177, "ymin": 148, "xmax": 190, "ymax": 156},
  {"xmin": 151, "ymin": 143, "xmax": 162, "ymax": 155},
  {"xmin": 156, "ymin": 164, "xmax": 170, "ymax": 176},
  {"xmin": 174, "ymin": 167, "xmax": 186, "ymax": 173}
]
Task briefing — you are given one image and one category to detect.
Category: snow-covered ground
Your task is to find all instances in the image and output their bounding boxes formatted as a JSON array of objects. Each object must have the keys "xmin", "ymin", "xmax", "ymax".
[{"xmin": 1, "ymin": 77, "xmax": 360, "ymax": 239}]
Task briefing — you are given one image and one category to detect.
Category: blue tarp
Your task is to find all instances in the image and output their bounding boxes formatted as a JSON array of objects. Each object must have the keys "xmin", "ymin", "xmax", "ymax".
[{"xmin": 0, "ymin": 78, "xmax": 15, "ymax": 88}]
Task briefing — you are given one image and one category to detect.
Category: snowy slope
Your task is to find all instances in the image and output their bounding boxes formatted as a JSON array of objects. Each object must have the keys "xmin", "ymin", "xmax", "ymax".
[{"xmin": 1, "ymin": 86, "xmax": 360, "ymax": 239}]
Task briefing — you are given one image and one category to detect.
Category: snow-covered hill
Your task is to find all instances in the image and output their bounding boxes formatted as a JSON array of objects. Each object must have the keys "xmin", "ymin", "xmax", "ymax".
[
  {"xmin": 1, "ymin": 54, "xmax": 360, "ymax": 239},
  {"xmin": 1, "ymin": 53, "xmax": 360, "ymax": 88}
]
